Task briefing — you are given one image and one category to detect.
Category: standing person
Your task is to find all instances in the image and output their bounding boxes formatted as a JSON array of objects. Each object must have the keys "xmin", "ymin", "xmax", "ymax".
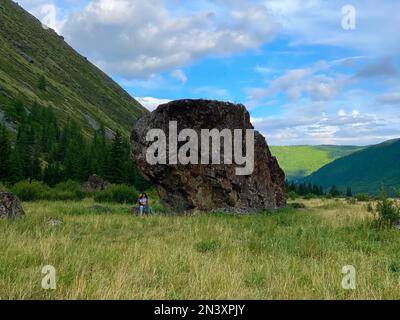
[{"xmin": 138, "ymin": 192, "xmax": 149, "ymax": 215}]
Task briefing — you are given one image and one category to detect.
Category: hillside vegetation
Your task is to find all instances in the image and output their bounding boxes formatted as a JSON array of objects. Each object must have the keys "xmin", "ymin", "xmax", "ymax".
[
  {"xmin": 1, "ymin": 198, "xmax": 400, "ymax": 299},
  {"xmin": 303, "ymin": 139, "xmax": 400, "ymax": 195},
  {"xmin": 0, "ymin": 0, "xmax": 147, "ymax": 136},
  {"xmin": 270, "ymin": 145, "xmax": 363, "ymax": 180}
]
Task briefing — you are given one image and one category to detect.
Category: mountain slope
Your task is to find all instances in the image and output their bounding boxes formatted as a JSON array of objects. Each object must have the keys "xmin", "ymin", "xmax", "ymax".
[
  {"xmin": 270, "ymin": 145, "xmax": 363, "ymax": 180},
  {"xmin": 0, "ymin": 0, "xmax": 147, "ymax": 136},
  {"xmin": 303, "ymin": 139, "xmax": 400, "ymax": 195}
]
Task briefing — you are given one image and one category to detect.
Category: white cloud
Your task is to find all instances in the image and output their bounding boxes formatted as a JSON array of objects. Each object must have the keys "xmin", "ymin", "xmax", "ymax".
[
  {"xmin": 264, "ymin": 0, "xmax": 400, "ymax": 55},
  {"xmin": 135, "ymin": 96, "xmax": 171, "ymax": 111},
  {"xmin": 171, "ymin": 69, "xmax": 188, "ymax": 84},
  {"xmin": 54, "ymin": 0, "xmax": 279, "ymax": 78}
]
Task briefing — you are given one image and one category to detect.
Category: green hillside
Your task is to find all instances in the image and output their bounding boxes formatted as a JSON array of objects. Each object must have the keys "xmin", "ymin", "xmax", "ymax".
[
  {"xmin": 0, "ymin": 0, "xmax": 147, "ymax": 136},
  {"xmin": 303, "ymin": 139, "xmax": 400, "ymax": 195},
  {"xmin": 270, "ymin": 145, "xmax": 363, "ymax": 180}
]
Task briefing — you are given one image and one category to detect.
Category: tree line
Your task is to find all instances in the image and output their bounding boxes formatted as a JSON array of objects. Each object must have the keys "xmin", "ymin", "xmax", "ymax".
[
  {"xmin": 286, "ymin": 181, "xmax": 353, "ymax": 198},
  {"xmin": 0, "ymin": 101, "xmax": 149, "ymax": 190}
]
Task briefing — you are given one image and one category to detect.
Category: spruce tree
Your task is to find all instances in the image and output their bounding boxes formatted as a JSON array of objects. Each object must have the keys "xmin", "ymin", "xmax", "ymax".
[{"xmin": 0, "ymin": 124, "xmax": 11, "ymax": 182}]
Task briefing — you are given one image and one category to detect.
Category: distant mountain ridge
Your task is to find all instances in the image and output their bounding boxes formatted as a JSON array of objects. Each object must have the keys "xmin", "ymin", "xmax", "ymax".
[
  {"xmin": 0, "ymin": 0, "xmax": 147, "ymax": 136},
  {"xmin": 270, "ymin": 145, "xmax": 363, "ymax": 180},
  {"xmin": 302, "ymin": 139, "xmax": 400, "ymax": 195}
]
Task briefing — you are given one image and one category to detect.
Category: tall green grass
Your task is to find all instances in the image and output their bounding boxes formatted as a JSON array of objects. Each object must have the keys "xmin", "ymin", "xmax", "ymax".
[{"xmin": 1, "ymin": 198, "xmax": 400, "ymax": 299}]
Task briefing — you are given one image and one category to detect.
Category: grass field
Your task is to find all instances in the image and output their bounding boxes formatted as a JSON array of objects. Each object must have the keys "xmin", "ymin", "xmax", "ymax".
[
  {"xmin": 270, "ymin": 145, "xmax": 363, "ymax": 180},
  {"xmin": 1, "ymin": 198, "xmax": 400, "ymax": 299}
]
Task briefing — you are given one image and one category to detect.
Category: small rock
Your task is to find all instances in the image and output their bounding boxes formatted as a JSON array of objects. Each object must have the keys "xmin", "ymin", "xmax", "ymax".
[
  {"xmin": 47, "ymin": 218, "xmax": 63, "ymax": 227},
  {"xmin": 0, "ymin": 192, "xmax": 25, "ymax": 219}
]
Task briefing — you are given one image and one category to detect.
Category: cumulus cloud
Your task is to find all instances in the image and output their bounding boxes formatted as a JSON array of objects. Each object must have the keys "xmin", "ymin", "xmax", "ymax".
[
  {"xmin": 264, "ymin": 0, "xmax": 400, "ymax": 55},
  {"xmin": 252, "ymin": 107, "xmax": 394, "ymax": 146},
  {"xmin": 54, "ymin": 0, "xmax": 279, "ymax": 78},
  {"xmin": 246, "ymin": 62, "xmax": 349, "ymax": 105}
]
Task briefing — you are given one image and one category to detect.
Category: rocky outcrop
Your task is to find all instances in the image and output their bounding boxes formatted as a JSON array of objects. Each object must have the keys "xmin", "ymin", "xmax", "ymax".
[
  {"xmin": 131, "ymin": 99, "xmax": 286, "ymax": 213},
  {"xmin": 83, "ymin": 175, "xmax": 107, "ymax": 192},
  {"xmin": 0, "ymin": 192, "xmax": 25, "ymax": 218}
]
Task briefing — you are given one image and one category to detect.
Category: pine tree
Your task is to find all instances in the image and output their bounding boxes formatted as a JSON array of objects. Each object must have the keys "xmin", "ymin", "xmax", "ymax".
[
  {"xmin": 107, "ymin": 130, "xmax": 126, "ymax": 184},
  {"xmin": 330, "ymin": 185, "xmax": 340, "ymax": 197},
  {"xmin": 0, "ymin": 124, "xmax": 11, "ymax": 182},
  {"xmin": 346, "ymin": 186, "xmax": 353, "ymax": 197}
]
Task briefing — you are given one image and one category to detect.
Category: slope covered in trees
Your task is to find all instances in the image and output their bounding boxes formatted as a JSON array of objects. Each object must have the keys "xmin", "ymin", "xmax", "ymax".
[
  {"xmin": 303, "ymin": 139, "xmax": 400, "ymax": 195},
  {"xmin": 0, "ymin": 101, "xmax": 149, "ymax": 190},
  {"xmin": 0, "ymin": 0, "xmax": 147, "ymax": 137},
  {"xmin": 270, "ymin": 145, "xmax": 363, "ymax": 180}
]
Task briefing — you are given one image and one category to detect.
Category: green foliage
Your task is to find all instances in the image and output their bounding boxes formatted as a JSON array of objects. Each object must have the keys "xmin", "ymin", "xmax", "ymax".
[
  {"xmin": 355, "ymin": 193, "xmax": 369, "ymax": 202},
  {"xmin": 375, "ymin": 191, "xmax": 400, "ymax": 228},
  {"xmin": 287, "ymin": 191, "xmax": 298, "ymax": 200},
  {"xmin": 329, "ymin": 185, "xmax": 340, "ymax": 197},
  {"xmin": 271, "ymin": 145, "xmax": 363, "ymax": 180},
  {"xmin": 10, "ymin": 180, "xmax": 86, "ymax": 201},
  {"xmin": 0, "ymin": 182, "xmax": 7, "ymax": 192},
  {"xmin": 303, "ymin": 139, "xmax": 400, "ymax": 195},
  {"xmin": 0, "ymin": 101, "xmax": 150, "ymax": 191},
  {"xmin": 303, "ymin": 193, "xmax": 315, "ymax": 200},
  {"xmin": 94, "ymin": 184, "xmax": 139, "ymax": 204},
  {"xmin": 10, "ymin": 180, "xmax": 50, "ymax": 201}
]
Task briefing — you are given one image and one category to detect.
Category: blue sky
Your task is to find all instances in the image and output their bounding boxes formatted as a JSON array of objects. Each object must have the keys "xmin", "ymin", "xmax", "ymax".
[{"xmin": 19, "ymin": 0, "xmax": 400, "ymax": 145}]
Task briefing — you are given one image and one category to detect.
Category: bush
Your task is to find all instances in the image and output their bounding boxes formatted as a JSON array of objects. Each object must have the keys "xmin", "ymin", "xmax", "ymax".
[
  {"xmin": 94, "ymin": 184, "xmax": 139, "ymax": 204},
  {"xmin": 0, "ymin": 182, "xmax": 7, "ymax": 192},
  {"xmin": 347, "ymin": 198, "xmax": 357, "ymax": 205},
  {"xmin": 10, "ymin": 180, "xmax": 86, "ymax": 201},
  {"xmin": 11, "ymin": 180, "xmax": 50, "ymax": 201},
  {"xmin": 287, "ymin": 191, "xmax": 298, "ymax": 200},
  {"xmin": 355, "ymin": 193, "xmax": 369, "ymax": 201},
  {"xmin": 303, "ymin": 193, "xmax": 315, "ymax": 200},
  {"xmin": 375, "ymin": 192, "xmax": 400, "ymax": 228}
]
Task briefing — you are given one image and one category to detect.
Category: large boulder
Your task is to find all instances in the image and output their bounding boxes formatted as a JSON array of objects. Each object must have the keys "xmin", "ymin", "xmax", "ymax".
[
  {"xmin": 0, "ymin": 192, "xmax": 25, "ymax": 218},
  {"xmin": 131, "ymin": 99, "xmax": 286, "ymax": 213},
  {"xmin": 83, "ymin": 175, "xmax": 107, "ymax": 192}
]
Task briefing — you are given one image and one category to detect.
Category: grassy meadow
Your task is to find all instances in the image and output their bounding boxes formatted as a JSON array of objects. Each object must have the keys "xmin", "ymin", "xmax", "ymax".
[{"xmin": 1, "ymin": 197, "xmax": 400, "ymax": 299}]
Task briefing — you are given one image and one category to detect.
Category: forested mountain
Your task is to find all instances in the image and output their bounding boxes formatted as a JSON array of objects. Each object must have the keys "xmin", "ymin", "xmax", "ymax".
[{"xmin": 0, "ymin": 0, "xmax": 147, "ymax": 137}]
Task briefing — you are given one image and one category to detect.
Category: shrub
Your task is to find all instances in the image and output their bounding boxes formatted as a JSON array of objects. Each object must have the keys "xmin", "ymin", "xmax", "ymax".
[
  {"xmin": 11, "ymin": 180, "xmax": 50, "ymax": 201},
  {"xmin": 375, "ymin": 193, "xmax": 400, "ymax": 228},
  {"xmin": 347, "ymin": 198, "xmax": 357, "ymax": 205},
  {"xmin": 303, "ymin": 193, "xmax": 315, "ymax": 200},
  {"xmin": 366, "ymin": 202, "xmax": 374, "ymax": 212},
  {"xmin": 0, "ymin": 182, "xmax": 7, "ymax": 192},
  {"xmin": 94, "ymin": 184, "xmax": 139, "ymax": 204},
  {"xmin": 355, "ymin": 193, "xmax": 369, "ymax": 202},
  {"xmin": 287, "ymin": 191, "xmax": 298, "ymax": 200}
]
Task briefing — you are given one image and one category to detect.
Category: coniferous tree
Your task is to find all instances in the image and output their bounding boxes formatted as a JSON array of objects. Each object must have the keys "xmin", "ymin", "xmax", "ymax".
[
  {"xmin": 346, "ymin": 186, "xmax": 353, "ymax": 197},
  {"xmin": 0, "ymin": 124, "xmax": 11, "ymax": 181},
  {"xmin": 107, "ymin": 130, "xmax": 125, "ymax": 184}
]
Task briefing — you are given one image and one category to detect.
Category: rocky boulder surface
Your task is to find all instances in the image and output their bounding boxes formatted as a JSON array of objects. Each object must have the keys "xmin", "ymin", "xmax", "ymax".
[
  {"xmin": 131, "ymin": 99, "xmax": 286, "ymax": 213},
  {"xmin": 0, "ymin": 192, "xmax": 25, "ymax": 218},
  {"xmin": 83, "ymin": 175, "xmax": 107, "ymax": 192}
]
